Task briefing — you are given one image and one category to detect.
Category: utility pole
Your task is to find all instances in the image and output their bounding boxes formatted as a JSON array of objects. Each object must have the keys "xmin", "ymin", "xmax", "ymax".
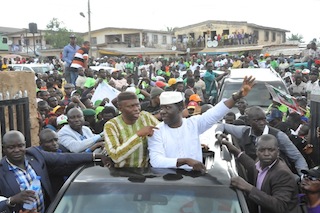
[
  {"xmin": 80, "ymin": 0, "xmax": 92, "ymax": 58},
  {"xmin": 88, "ymin": 0, "xmax": 92, "ymax": 58}
]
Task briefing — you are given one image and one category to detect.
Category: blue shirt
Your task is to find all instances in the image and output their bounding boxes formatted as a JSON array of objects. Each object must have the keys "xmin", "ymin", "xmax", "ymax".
[
  {"xmin": 7, "ymin": 158, "xmax": 45, "ymax": 213},
  {"xmin": 62, "ymin": 44, "xmax": 80, "ymax": 66}
]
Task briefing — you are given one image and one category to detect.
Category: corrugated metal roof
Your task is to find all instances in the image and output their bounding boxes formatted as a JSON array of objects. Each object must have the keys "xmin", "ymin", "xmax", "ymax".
[
  {"xmin": 98, "ymin": 47, "xmax": 183, "ymax": 56},
  {"xmin": 0, "ymin": 27, "xmax": 23, "ymax": 34}
]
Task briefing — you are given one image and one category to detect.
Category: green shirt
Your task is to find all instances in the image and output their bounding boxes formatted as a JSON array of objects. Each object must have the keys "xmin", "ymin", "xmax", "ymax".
[
  {"xmin": 270, "ymin": 60, "xmax": 279, "ymax": 69},
  {"xmin": 84, "ymin": 77, "xmax": 96, "ymax": 88},
  {"xmin": 104, "ymin": 111, "xmax": 159, "ymax": 168}
]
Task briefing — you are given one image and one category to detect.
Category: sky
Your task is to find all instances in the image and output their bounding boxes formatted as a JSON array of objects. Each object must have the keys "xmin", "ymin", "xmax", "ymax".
[{"xmin": 3, "ymin": 0, "xmax": 320, "ymax": 43}]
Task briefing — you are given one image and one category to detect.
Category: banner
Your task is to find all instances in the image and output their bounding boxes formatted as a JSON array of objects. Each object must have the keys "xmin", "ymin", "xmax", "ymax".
[
  {"xmin": 91, "ymin": 82, "xmax": 120, "ymax": 108},
  {"xmin": 265, "ymin": 83, "xmax": 302, "ymax": 114}
]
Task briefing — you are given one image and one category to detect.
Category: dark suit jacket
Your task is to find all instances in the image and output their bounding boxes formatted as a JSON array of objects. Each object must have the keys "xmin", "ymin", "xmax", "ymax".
[
  {"xmin": 238, "ymin": 153, "xmax": 300, "ymax": 213},
  {"xmin": 0, "ymin": 147, "xmax": 93, "ymax": 213}
]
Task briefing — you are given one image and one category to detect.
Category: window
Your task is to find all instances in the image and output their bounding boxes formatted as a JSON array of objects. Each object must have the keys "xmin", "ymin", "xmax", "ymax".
[
  {"xmin": 264, "ymin": 31, "xmax": 269, "ymax": 41},
  {"xmin": 153, "ymin": 35, "xmax": 158, "ymax": 44},
  {"xmin": 222, "ymin": 30, "xmax": 229, "ymax": 36},
  {"xmin": 282, "ymin": 32, "xmax": 286, "ymax": 43},
  {"xmin": 2, "ymin": 37, "xmax": 7, "ymax": 44},
  {"xmin": 272, "ymin": 32, "xmax": 276, "ymax": 42},
  {"xmin": 91, "ymin": 37, "xmax": 97, "ymax": 45},
  {"xmin": 162, "ymin": 35, "xmax": 167, "ymax": 44},
  {"xmin": 253, "ymin": 30, "xmax": 259, "ymax": 40}
]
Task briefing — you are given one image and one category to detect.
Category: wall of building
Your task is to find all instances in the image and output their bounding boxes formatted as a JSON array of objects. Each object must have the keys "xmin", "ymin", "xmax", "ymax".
[
  {"xmin": 0, "ymin": 71, "xmax": 39, "ymax": 151},
  {"xmin": 145, "ymin": 32, "xmax": 172, "ymax": 49},
  {"xmin": 87, "ymin": 29, "xmax": 142, "ymax": 45},
  {"xmin": 175, "ymin": 23, "xmax": 285, "ymax": 46}
]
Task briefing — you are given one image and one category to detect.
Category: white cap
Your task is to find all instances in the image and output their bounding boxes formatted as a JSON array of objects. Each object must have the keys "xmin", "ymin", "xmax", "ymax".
[
  {"xmin": 302, "ymin": 69, "xmax": 310, "ymax": 74},
  {"xmin": 56, "ymin": 114, "xmax": 68, "ymax": 125},
  {"xmin": 125, "ymin": 86, "xmax": 136, "ymax": 93},
  {"xmin": 160, "ymin": 91, "xmax": 183, "ymax": 105},
  {"xmin": 259, "ymin": 54, "xmax": 264, "ymax": 57}
]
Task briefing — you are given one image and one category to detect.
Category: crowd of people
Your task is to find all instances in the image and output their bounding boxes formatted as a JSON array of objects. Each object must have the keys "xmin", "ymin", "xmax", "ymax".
[{"xmin": 0, "ymin": 34, "xmax": 320, "ymax": 213}]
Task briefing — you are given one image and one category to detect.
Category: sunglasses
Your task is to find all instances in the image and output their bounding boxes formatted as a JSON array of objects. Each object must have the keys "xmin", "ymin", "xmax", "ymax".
[{"xmin": 301, "ymin": 174, "xmax": 320, "ymax": 181}]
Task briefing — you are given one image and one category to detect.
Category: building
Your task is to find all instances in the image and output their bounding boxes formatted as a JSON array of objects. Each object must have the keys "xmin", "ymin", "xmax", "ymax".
[
  {"xmin": 5, "ymin": 29, "xmax": 47, "ymax": 56},
  {"xmin": 0, "ymin": 20, "xmax": 291, "ymax": 59},
  {"xmin": 81, "ymin": 27, "xmax": 180, "ymax": 57},
  {"xmin": 173, "ymin": 20, "xmax": 290, "ymax": 55}
]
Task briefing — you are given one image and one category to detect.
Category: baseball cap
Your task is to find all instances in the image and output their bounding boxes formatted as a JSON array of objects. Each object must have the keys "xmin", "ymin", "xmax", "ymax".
[
  {"xmin": 302, "ymin": 166, "xmax": 320, "ymax": 178},
  {"xmin": 168, "ymin": 78, "xmax": 177, "ymax": 87},
  {"xmin": 56, "ymin": 115, "xmax": 68, "ymax": 125},
  {"xmin": 189, "ymin": 94, "xmax": 201, "ymax": 102},
  {"xmin": 155, "ymin": 81, "xmax": 167, "ymax": 88},
  {"xmin": 187, "ymin": 101, "xmax": 198, "ymax": 109},
  {"xmin": 82, "ymin": 109, "xmax": 96, "ymax": 116},
  {"xmin": 69, "ymin": 34, "xmax": 76, "ymax": 38},
  {"xmin": 266, "ymin": 109, "xmax": 283, "ymax": 122},
  {"xmin": 150, "ymin": 87, "xmax": 164, "ymax": 99}
]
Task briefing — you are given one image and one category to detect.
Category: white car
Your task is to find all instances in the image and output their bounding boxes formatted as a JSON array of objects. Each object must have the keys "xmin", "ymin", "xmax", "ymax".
[
  {"xmin": 9, "ymin": 64, "xmax": 50, "ymax": 74},
  {"xmin": 89, "ymin": 66, "xmax": 117, "ymax": 74}
]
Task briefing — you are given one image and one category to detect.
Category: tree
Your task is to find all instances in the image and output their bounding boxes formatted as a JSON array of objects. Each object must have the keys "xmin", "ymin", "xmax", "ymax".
[
  {"xmin": 287, "ymin": 33, "xmax": 304, "ymax": 43},
  {"xmin": 166, "ymin": 27, "xmax": 174, "ymax": 32},
  {"xmin": 44, "ymin": 18, "xmax": 83, "ymax": 49}
]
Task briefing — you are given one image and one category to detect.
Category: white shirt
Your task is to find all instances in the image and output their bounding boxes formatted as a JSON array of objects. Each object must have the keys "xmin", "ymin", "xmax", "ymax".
[
  {"xmin": 148, "ymin": 100, "xmax": 230, "ymax": 169},
  {"xmin": 190, "ymin": 63, "xmax": 199, "ymax": 71},
  {"xmin": 306, "ymin": 79, "xmax": 320, "ymax": 94},
  {"xmin": 58, "ymin": 125, "xmax": 101, "ymax": 153}
]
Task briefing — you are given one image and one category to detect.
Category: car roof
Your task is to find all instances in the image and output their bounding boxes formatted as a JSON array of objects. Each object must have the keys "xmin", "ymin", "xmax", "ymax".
[
  {"xmin": 10, "ymin": 64, "xmax": 49, "ymax": 67},
  {"xmin": 70, "ymin": 143, "xmax": 237, "ymax": 187},
  {"xmin": 228, "ymin": 68, "xmax": 282, "ymax": 82}
]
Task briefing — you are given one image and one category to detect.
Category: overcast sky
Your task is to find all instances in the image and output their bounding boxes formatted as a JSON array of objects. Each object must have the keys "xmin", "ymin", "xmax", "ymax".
[{"xmin": 3, "ymin": 0, "xmax": 319, "ymax": 43}]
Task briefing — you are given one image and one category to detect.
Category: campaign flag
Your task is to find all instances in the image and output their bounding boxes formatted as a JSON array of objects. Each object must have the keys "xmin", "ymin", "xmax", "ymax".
[
  {"xmin": 91, "ymin": 81, "xmax": 120, "ymax": 108},
  {"xmin": 265, "ymin": 83, "xmax": 302, "ymax": 114}
]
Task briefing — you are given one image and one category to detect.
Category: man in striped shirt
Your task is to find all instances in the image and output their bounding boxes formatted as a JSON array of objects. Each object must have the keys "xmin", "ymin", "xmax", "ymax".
[
  {"xmin": 70, "ymin": 41, "xmax": 90, "ymax": 86},
  {"xmin": 104, "ymin": 91, "xmax": 159, "ymax": 168}
]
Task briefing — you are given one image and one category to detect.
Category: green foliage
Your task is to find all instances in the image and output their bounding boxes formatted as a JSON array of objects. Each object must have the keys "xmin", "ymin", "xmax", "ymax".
[
  {"xmin": 166, "ymin": 27, "xmax": 174, "ymax": 32},
  {"xmin": 287, "ymin": 33, "xmax": 304, "ymax": 43},
  {"xmin": 44, "ymin": 18, "xmax": 83, "ymax": 49}
]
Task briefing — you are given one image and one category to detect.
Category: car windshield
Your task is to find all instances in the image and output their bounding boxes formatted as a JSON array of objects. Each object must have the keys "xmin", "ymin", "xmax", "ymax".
[
  {"xmin": 32, "ymin": 66, "xmax": 50, "ymax": 74},
  {"xmin": 219, "ymin": 81, "xmax": 287, "ymax": 107},
  {"xmin": 53, "ymin": 183, "xmax": 243, "ymax": 213}
]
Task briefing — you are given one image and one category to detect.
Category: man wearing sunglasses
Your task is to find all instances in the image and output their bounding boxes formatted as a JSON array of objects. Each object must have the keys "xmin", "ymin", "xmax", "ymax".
[{"xmin": 300, "ymin": 167, "xmax": 320, "ymax": 213}]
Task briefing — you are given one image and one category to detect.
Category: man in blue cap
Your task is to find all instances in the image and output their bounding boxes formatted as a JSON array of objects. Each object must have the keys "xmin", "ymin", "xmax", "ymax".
[
  {"xmin": 62, "ymin": 34, "xmax": 80, "ymax": 83},
  {"xmin": 266, "ymin": 108, "xmax": 283, "ymax": 127}
]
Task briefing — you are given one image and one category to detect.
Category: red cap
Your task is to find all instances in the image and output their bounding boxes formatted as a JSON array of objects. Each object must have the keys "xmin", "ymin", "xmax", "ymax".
[{"xmin": 155, "ymin": 81, "xmax": 167, "ymax": 88}]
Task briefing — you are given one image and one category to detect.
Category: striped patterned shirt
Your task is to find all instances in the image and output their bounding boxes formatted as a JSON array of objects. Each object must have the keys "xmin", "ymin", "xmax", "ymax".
[
  {"xmin": 70, "ymin": 47, "xmax": 89, "ymax": 69},
  {"xmin": 104, "ymin": 111, "xmax": 159, "ymax": 168}
]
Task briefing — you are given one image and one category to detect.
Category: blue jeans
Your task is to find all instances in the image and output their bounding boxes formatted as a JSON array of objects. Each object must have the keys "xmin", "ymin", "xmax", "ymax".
[
  {"xmin": 70, "ymin": 67, "xmax": 78, "ymax": 86},
  {"xmin": 307, "ymin": 59, "xmax": 313, "ymax": 70},
  {"xmin": 64, "ymin": 66, "xmax": 71, "ymax": 83}
]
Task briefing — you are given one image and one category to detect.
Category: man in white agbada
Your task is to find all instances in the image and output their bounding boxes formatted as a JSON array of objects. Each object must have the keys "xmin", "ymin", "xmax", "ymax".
[{"xmin": 148, "ymin": 76, "xmax": 255, "ymax": 172}]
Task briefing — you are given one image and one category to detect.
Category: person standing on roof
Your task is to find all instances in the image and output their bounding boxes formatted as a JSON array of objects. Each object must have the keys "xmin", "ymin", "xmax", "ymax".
[
  {"xmin": 69, "ymin": 41, "xmax": 91, "ymax": 86},
  {"xmin": 62, "ymin": 34, "xmax": 80, "ymax": 83}
]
